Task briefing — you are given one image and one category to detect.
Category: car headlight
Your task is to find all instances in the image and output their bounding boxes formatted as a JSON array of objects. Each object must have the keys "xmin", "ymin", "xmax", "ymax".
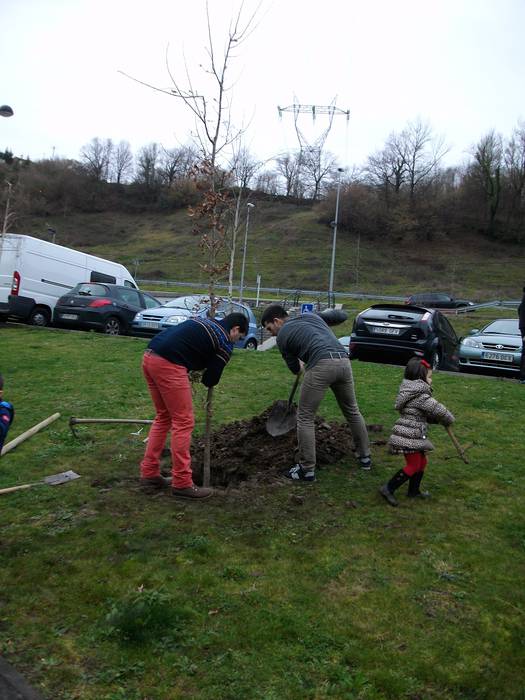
[
  {"xmin": 134, "ymin": 313, "xmax": 143, "ymax": 322},
  {"xmin": 164, "ymin": 314, "xmax": 187, "ymax": 325},
  {"xmin": 462, "ymin": 337, "xmax": 482, "ymax": 348}
]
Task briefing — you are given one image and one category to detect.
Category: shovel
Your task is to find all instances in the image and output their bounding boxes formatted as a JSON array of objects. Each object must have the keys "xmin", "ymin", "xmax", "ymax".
[
  {"xmin": 266, "ymin": 374, "xmax": 301, "ymax": 437},
  {"xmin": 0, "ymin": 470, "xmax": 81, "ymax": 495}
]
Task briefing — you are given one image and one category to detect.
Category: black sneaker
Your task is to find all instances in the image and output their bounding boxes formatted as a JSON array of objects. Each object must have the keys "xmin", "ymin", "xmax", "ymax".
[
  {"xmin": 358, "ymin": 455, "xmax": 372, "ymax": 471},
  {"xmin": 283, "ymin": 464, "xmax": 316, "ymax": 482}
]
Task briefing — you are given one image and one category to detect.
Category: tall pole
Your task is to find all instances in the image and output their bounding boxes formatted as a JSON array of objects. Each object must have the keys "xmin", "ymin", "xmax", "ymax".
[
  {"xmin": 239, "ymin": 202, "xmax": 254, "ymax": 303},
  {"xmin": 328, "ymin": 168, "xmax": 344, "ymax": 307}
]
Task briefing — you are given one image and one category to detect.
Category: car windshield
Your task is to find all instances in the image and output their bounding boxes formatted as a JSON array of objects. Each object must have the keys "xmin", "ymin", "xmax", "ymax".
[
  {"xmin": 74, "ymin": 283, "xmax": 108, "ymax": 296},
  {"xmin": 163, "ymin": 296, "xmax": 206, "ymax": 310},
  {"xmin": 482, "ymin": 319, "xmax": 520, "ymax": 335}
]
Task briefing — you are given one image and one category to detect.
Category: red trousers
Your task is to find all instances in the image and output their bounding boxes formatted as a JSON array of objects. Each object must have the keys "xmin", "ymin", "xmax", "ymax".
[
  {"xmin": 140, "ymin": 351, "xmax": 194, "ymax": 489},
  {"xmin": 403, "ymin": 451, "xmax": 428, "ymax": 476}
]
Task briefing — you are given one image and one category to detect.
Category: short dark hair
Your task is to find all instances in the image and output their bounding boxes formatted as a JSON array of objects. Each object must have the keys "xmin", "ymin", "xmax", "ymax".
[
  {"xmin": 222, "ymin": 312, "xmax": 249, "ymax": 334},
  {"xmin": 405, "ymin": 357, "xmax": 429, "ymax": 381},
  {"xmin": 261, "ymin": 304, "xmax": 288, "ymax": 327}
]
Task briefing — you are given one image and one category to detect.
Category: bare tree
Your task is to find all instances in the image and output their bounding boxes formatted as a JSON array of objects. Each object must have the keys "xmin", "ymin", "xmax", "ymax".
[
  {"xmin": 80, "ymin": 137, "xmax": 113, "ymax": 181},
  {"xmin": 255, "ymin": 169, "xmax": 280, "ymax": 195},
  {"xmin": 158, "ymin": 146, "xmax": 186, "ymax": 188},
  {"xmin": 135, "ymin": 143, "xmax": 159, "ymax": 187},
  {"xmin": 365, "ymin": 120, "xmax": 448, "ymax": 205},
  {"xmin": 275, "ymin": 151, "xmax": 304, "ymax": 197},
  {"xmin": 163, "ymin": 2, "xmax": 260, "ymax": 487},
  {"xmin": 402, "ymin": 119, "xmax": 449, "ymax": 203},
  {"xmin": 471, "ymin": 130, "xmax": 503, "ymax": 236},
  {"xmin": 365, "ymin": 133, "xmax": 408, "ymax": 203},
  {"xmin": 111, "ymin": 140, "xmax": 134, "ymax": 184},
  {"xmin": 301, "ymin": 148, "xmax": 339, "ymax": 200},
  {"xmin": 504, "ymin": 121, "xmax": 525, "ymax": 216}
]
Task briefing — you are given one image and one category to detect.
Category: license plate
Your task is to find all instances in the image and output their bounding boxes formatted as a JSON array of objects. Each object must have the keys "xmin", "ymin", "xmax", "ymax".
[
  {"xmin": 60, "ymin": 313, "xmax": 78, "ymax": 320},
  {"xmin": 482, "ymin": 351, "xmax": 513, "ymax": 362},
  {"xmin": 373, "ymin": 327, "xmax": 400, "ymax": 335},
  {"xmin": 141, "ymin": 321, "xmax": 160, "ymax": 329}
]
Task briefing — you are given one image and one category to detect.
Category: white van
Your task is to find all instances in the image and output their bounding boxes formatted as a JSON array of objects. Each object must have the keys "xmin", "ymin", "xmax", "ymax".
[{"xmin": 0, "ymin": 234, "xmax": 137, "ymax": 326}]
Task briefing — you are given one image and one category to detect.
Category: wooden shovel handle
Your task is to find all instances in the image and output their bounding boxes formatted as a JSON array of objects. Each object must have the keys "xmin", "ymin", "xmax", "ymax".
[
  {"xmin": 0, "ymin": 484, "xmax": 33, "ymax": 495},
  {"xmin": 446, "ymin": 426, "xmax": 469, "ymax": 464}
]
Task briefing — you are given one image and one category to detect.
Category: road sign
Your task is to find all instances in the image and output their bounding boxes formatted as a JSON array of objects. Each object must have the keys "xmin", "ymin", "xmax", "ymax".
[{"xmin": 301, "ymin": 303, "xmax": 314, "ymax": 314}]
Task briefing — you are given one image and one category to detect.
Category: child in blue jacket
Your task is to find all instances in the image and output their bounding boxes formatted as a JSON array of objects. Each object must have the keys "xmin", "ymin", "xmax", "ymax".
[{"xmin": 0, "ymin": 373, "xmax": 15, "ymax": 453}]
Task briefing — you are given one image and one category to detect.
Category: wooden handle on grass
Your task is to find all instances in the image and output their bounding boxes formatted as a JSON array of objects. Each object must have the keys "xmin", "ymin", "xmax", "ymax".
[
  {"xmin": 1, "ymin": 412, "xmax": 61, "ymax": 456},
  {"xmin": 0, "ymin": 484, "xmax": 33, "ymax": 495}
]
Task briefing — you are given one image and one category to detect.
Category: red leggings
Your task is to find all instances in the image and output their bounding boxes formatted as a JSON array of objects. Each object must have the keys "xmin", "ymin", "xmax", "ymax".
[{"xmin": 403, "ymin": 451, "xmax": 428, "ymax": 476}]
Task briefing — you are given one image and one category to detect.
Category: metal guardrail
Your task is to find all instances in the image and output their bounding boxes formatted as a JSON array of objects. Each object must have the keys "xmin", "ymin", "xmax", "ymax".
[{"xmin": 139, "ymin": 279, "xmax": 520, "ymax": 311}]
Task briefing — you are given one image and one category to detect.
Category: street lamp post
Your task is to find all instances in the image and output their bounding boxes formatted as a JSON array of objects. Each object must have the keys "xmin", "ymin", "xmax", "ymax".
[
  {"xmin": 239, "ymin": 203, "xmax": 254, "ymax": 303},
  {"xmin": 328, "ymin": 168, "xmax": 344, "ymax": 308}
]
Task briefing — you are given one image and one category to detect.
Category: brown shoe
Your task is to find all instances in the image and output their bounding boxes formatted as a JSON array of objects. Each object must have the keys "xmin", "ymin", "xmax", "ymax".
[
  {"xmin": 140, "ymin": 475, "xmax": 172, "ymax": 490},
  {"xmin": 172, "ymin": 484, "xmax": 213, "ymax": 500}
]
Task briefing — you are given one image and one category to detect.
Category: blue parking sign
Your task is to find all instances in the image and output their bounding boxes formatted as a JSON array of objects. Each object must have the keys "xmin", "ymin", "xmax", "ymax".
[{"xmin": 301, "ymin": 303, "xmax": 314, "ymax": 314}]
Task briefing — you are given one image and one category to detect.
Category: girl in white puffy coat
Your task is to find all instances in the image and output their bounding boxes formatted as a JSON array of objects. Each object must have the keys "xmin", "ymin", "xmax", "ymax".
[{"xmin": 379, "ymin": 357, "xmax": 454, "ymax": 507}]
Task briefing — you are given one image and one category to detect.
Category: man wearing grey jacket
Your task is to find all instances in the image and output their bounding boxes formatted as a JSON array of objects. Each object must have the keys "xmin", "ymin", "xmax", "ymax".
[{"xmin": 261, "ymin": 304, "xmax": 371, "ymax": 482}]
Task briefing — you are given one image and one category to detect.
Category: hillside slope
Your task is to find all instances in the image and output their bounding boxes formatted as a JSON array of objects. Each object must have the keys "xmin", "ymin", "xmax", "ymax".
[{"xmin": 23, "ymin": 201, "xmax": 525, "ymax": 300}]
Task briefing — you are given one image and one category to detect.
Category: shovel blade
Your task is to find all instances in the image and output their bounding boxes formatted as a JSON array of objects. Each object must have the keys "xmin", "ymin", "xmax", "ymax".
[
  {"xmin": 43, "ymin": 470, "xmax": 81, "ymax": 486},
  {"xmin": 266, "ymin": 401, "xmax": 297, "ymax": 437}
]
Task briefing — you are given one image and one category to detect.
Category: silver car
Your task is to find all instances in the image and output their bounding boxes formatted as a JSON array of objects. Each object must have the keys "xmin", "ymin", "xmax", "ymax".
[
  {"xmin": 459, "ymin": 318, "xmax": 522, "ymax": 375},
  {"xmin": 132, "ymin": 294, "xmax": 259, "ymax": 349}
]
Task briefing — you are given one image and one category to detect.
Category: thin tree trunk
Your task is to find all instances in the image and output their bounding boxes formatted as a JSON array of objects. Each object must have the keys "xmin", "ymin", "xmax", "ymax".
[{"xmin": 203, "ymin": 386, "xmax": 214, "ymax": 486}]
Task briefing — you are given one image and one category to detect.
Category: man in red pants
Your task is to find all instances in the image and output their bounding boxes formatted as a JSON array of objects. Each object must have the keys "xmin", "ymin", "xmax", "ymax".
[{"xmin": 140, "ymin": 313, "xmax": 248, "ymax": 500}]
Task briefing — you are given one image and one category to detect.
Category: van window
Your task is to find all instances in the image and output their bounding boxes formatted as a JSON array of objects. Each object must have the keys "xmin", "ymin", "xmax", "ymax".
[{"xmin": 90, "ymin": 270, "xmax": 117, "ymax": 284}]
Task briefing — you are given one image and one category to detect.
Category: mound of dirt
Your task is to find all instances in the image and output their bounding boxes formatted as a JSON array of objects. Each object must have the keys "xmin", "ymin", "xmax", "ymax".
[{"xmin": 187, "ymin": 403, "xmax": 384, "ymax": 487}]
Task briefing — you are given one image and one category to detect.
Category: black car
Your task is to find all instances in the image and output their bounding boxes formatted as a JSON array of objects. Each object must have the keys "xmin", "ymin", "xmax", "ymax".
[
  {"xmin": 54, "ymin": 283, "xmax": 161, "ymax": 335},
  {"xmin": 349, "ymin": 304, "xmax": 460, "ymax": 370},
  {"xmin": 405, "ymin": 292, "xmax": 474, "ymax": 309}
]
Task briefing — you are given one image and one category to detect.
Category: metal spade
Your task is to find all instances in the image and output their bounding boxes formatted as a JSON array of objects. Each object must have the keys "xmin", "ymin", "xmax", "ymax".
[
  {"xmin": 0, "ymin": 470, "xmax": 81, "ymax": 495},
  {"xmin": 266, "ymin": 374, "xmax": 301, "ymax": 437}
]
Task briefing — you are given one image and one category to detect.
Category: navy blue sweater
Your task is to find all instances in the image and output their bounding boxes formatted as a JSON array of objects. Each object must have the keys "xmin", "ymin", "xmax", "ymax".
[{"xmin": 147, "ymin": 318, "xmax": 234, "ymax": 387}]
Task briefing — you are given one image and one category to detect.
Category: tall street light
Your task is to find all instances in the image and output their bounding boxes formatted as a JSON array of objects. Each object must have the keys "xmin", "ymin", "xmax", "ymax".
[
  {"xmin": 239, "ymin": 202, "xmax": 255, "ymax": 303},
  {"xmin": 328, "ymin": 168, "xmax": 344, "ymax": 308},
  {"xmin": 0, "ymin": 105, "xmax": 14, "ymax": 118}
]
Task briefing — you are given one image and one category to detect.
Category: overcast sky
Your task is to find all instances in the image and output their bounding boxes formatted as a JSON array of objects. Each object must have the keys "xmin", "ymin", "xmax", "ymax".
[{"xmin": 2, "ymin": 0, "xmax": 524, "ymax": 171}]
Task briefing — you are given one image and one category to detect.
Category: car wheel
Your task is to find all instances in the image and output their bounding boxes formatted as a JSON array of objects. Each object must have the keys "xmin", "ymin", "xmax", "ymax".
[
  {"xmin": 29, "ymin": 307, "xmax": 51, "ymax": 327},
  {"xmin": 244, "ymin": 338, "xmax": 257, "ymax": 350},
  {"xmin": 104, "ymin": 316, "xmax": 123, "ymax": 335},
  {"xmin": 0, "ymin": 313, "xmax": 7, "ymax": 323},
  {"xmin": 430, "ymin": 350, "xmax": 441, "ymax": 371}
]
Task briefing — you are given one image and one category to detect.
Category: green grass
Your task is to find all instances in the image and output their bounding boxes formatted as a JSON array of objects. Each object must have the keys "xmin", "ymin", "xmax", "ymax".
[{"xmin": 1, "ymin": 325, "xmax": 524, "ymax": 699}]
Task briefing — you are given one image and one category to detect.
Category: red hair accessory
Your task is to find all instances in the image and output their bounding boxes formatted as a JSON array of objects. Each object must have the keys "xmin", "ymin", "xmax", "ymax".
[{"xmin": 420, "ymin": 359, "xmax": 431, "ymax": 369}]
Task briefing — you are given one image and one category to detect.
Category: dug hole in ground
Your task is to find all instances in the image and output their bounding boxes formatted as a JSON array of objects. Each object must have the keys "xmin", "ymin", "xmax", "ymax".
[{"xmin": 173, "ymin": 402, "xmax": 385, "ymax": 489}]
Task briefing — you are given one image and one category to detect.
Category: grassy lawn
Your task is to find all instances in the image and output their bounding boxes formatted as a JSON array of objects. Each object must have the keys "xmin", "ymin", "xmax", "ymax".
[{"xmin": 1, "ymin": 325, "xmax": 524, "ymax": 699}]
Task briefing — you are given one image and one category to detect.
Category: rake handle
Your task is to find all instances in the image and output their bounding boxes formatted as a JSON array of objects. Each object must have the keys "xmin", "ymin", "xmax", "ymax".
[{"xmin": 446, "ymin": 426, "xmax": 469, "ymax": 464}]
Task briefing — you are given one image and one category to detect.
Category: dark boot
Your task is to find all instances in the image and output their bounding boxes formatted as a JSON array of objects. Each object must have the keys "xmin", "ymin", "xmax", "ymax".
[
  {"xmin": 407, "ymin": 471, "xmax": 430, "ymax": 498},
  {"xmin": 379, "ymin": 469, "xmax": 409, "ymax": 507}
]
